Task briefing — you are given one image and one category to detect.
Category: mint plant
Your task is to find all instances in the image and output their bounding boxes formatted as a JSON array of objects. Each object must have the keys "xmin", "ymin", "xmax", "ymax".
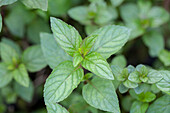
[
  {"xmin": 42, "ymin": 17, "xmax": 130, "ymax": 112},
  {"xmin": 0, "ymin": 38, "xmax": 46, "ymax": 102}
]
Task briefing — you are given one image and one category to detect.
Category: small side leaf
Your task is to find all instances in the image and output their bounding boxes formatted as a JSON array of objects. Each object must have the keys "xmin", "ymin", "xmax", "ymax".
[
  {"xmin": 13, "ymin": 64, "xmax": 29, "ymax": 87},
  {"xmin": 81, "ymin": 52, "xmax": 114, "ymax": 80},
  {"xmin": 73, "ymin": 51, "xmax": 83, "ymax": 67}
]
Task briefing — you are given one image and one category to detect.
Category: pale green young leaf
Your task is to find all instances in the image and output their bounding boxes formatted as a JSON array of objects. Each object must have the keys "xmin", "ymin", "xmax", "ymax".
[
  {"xmin": 142, "ymin": 31, "xmax": 164, "ymax": 57},
  {"xmin": 90, "ymin": 25, "xmax": 130, "ymax": 59},
  {"xmin": 111, "ymin": 55, "xmax": 127, "ymax": 68},
  {"xmin": 68, "ymin": 6, "xmax": 91, "ymax": 25},
  {"xmin": 149, "ymin": 7, "xmax": 169, "ymax": 28},
  {"xmin": 128, "ymin": 71, "xmax": 141, "ymax": 83},
  {"xmin": 147, "ymin": 95, "xmax": 170, "ymax": 113},
  {"xmin": 130, "ymin": 101, "xmax": 149, "ymax": 113},
  {"xmin": 44, "ymin": 61, "xmax": 83, "ymax": 104},
  {"xmin": 0, "ymin": 42, "xmax": 19, "ymax": 65},
  {"xmin": 21, "ymin": 0, "xmax": 48, "ymax": 11},
  {"xmin": 123, "ymin": 80, "xmax": 138, "ymax": 88},
  {"xmin": 13, "ymin": 64, "xmax": 29, "ymax": 87},
  {"xmin": 130, "ymin": 90, "xmax": 156, "ymax": 102},
  {"xmin": 147, "ymin": 69, "xmax": 163, "ymax": 84},
  {"xmin": 40, "ymin": 33, "xmax": 72, "ymax": 69},
  {"xmin": 119, "ymin": 83, "xmax": 128, "ymax": 94},
  {"xmin": 50, "ymin": 17, "xmax": 82, "ymax": 56},
  {"xmin": 46, "ymin": 103, "xmax": 69, "ymax": 113},
  {"xmin": 83, "ymin": 77, "xmax": 120, "ymax": 113},
  {"xmin": 0, "ymin": 0, "xmax": 17, "ymax": 7},
  {"xmin": 158, "ymin": 50, "xmax": 170, "ymax": 66},
  {"xmin": 80, "ymin": 35, "xmax": 97, "ymax": 56},
  {"xmin": 73, "ymin": 51, "xmax": 83, "ymax": 67},
  {"xmin": 81, "ymin": 52, "xmax": 114, "ymax": 80},
  {"xmin": 2, "ymin": 38, "xmax": 22, "ymax": 55},
  {"xmin": 22, "ymin": 45, "xmax": 47, "ymax": 72},
  {"xmin": 0, "ymin": 63, "xmax": 13, "ymax": 88},
  {"xmin": 14, "ymin": 81, "xmax": 34, "ymax": 102}
]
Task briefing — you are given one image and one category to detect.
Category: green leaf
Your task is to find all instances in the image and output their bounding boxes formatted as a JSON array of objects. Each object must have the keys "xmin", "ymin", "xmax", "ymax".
[
  {"xmin": 94, "ymin": 5, "xmax": 118, "ymax": 25},
  {"xmin": 22, "ymin": 45, "xmax": 47, "ymax": 72},
  {"xmin": 119, "ymin": 83, "xmax": 128, "ymax": 94},
  {"xmin": 1, "ymin": 38, "xmax": 22, "ymax": 55},
  {"xmin": 90, "ymin": 25, "xmax": 130, "ymax": 59},
  {"xmin": 147, "ymin": 69, "xmax": 163, "ymax": 84},
  {"xmin": 158, "ymin": 50, "xmax": 170, "ymax": 66},
  {"xmin": 80, "ymin": 35, "xmax": 98, "ymax": 56},
  {"xmin": 44, "ymin": 61, "xmax": 83, "ymax": 104},
  {"xmin": 1, "ymin": 86, "xmax": 17, "ymax": 104},
  {"xmin": 73, "ymin": 51, "xmax": 83, "ymax": 67},
  {"xmin": 142, "ymin": 31, "xmax": 164, "ymax": 57},
  {"xmin": 120, "ymin": 3, "xmax": 139, "ymax": 23},
  {"xmin": 156, "ymin": 70, "xmax": 170, "ymax": 94},
  {"xmin": 0, "ymin": 14, "xmax": 2, "ymax": 32},
  {"xmin": 40, "ymin": 33, "xmax": 72, "ymax": 69},
  {"xmin": 123, "ymin": 80, "xmax": 138, "ymax": 88},
  {"xmin": 50, "ymin": 17, "xmax": 82, "ymax": 56},
  {"xmin": 0, "ymin": 63, "xmax": 13, "ymax": 88},
  {"xmin": 46, "ymin": 103, "xmax": 69, "ymax": 113},
  {"xmin": 13, "ymin": 64, "xmax": 29, "ymax": 87},
  {"xmin": 111, "ymin": 0, "xmax": 124, "ymax": 7},
  {"xmin": 111, "ymin": 55, "xmax": 127, "ymax": 68},
  {"xmin": 0, "ymin": 0, "xmax": 17, "ymax": 7},
  {"xmin": 81, "ymin": 52, "xmax": 114, "ymax": 80},
  {"xmin": 128, "ymin": 71, "xmax": 141, "ymax": 83},
  {"xmin": 68, "ymin": 6, "xmax": 91, "ymax": 25},
  {"xmin": 21, "ymin": 0, "xmax": 48, "ymax": 11},
  {"xmin": 4, "ymin": 3, "xmax": 35, "ymax": 37},
  {"xmin": 130, "ymin": 101, "xmax": 149, "ymax": 113},
  {"xmin": 148, "ymin": 7, "xmax": 169, "ymax": 28},
  {"xmin": 122, "ymin": 96, "xmax": 133, "ymax": 112},
  {"xmin": 82, "ymin": 77, "xmax": 120, "ymax": 113},
  {"xmin": 48, "ymin": 0, "xmax": 71, "ymax": 16},
  {"xmin": 147, "ymin": 95, "xmax": 170, "ymax": 113},
  {"xmin": 0, "ymin": 42, "xmax": 19, "ymax": 65},
  {"xmin": 14, "ymin": 81, "xmax": 34, "ymax": 102},
  {"xmin": 27, "ymin": 18, "xmax": 50, "ymax": 44}
]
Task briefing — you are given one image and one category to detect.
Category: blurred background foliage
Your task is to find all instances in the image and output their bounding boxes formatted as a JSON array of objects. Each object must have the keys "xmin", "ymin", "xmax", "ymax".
[{"xmin": 0, "ymin": 0, "xmax": 169, "ymax": 113}]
